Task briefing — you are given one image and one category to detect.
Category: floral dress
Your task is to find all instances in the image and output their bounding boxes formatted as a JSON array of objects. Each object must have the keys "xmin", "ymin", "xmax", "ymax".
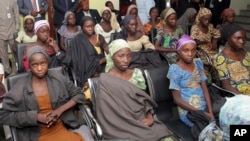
[
  {"xmin": 213, "ymin": 52, "xmax": 250, "ymax": 95},
  {"xmin": 155, "ymin": 26, "xmax": 183, "ymax": 64},
  {"xmin": 129, "ymin": 68, "xmax": 146, "ymax": 90},
  {"xmin": 167, "ymin": 59, "xmax": 207, "ymax": 126}
]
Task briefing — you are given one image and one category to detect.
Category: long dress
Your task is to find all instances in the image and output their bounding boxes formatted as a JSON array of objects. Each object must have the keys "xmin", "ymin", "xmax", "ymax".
[
  {"xmin": 167, "ymin": 59, "xmax": 207, "ymax": 127},
  {"xmin": 36, "ymin": 93, "xmax": 84, "ymax": 141}
]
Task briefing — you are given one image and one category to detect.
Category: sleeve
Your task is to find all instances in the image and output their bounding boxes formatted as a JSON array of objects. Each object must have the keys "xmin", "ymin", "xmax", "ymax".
[
  {"xmin": 141, "ymin": 35, "xmax": 155, "ymax": 50},
  {"xmin": 167, "ymin": 65, "xmax": 181, "ymax": 91},
  {"xmin": 57, "ymin": 26, "xmax": 65, "ymax": 37},
  {"xmin": 0, "ymin": 64, "xmax": 4, "ymax": 74},
  {"xmin": 17, "ymin": 0, "xmax": 30, "ymax": 16},
  {"xmin": 15, "ymin": 31, "xmax": 25, "ymax": 43},
  {"xmin": 154, "ymin": 27, "xmax": 163, "ymax": 40},
  {"xmin": 213, "ymin": 54, "xmax": 229, "ymax": 80},
  {"xmin": 195, "ymin": 59, "xmax": 207, "ymax": 82},
  {"xmin": 94, "ymin": 24, "xmax": 103, "ymax": 35},
  {"xmin": 210, "ymin": 24, "xmax": 221, "ymax": 39},
  {"xmin": 133, "ymin": 68, "xmax": 147, "ymax": 90},
  {"xmin": 0, "ymin": 87, "xmax": 38, "ymax": 128},
  {"xmin": 13, "ymin": 0, "xmax": 20, "ymax": 31}
]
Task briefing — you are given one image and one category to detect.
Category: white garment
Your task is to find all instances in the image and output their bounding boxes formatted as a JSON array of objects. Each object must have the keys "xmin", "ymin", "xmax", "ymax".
[
  {"xmin": 94, "ymin": 24, "xmax": 121, "ymax": 43},
  {"xmin": 136, "ymin": 0, "xmax": 155, "ymax": 24}
]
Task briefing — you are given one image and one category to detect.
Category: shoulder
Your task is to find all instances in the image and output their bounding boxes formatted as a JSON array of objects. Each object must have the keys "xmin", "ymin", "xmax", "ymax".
[
  {"xmin": 168, "ymin": 64, "xmax": 182, "ymax": 79},
  {"xmin": 213, "ymin": 53, "xmax": 227, "ymax": 65},
  {"xmin": 194, "ymin": 58, "xmax": 204, "ymax": 70}
]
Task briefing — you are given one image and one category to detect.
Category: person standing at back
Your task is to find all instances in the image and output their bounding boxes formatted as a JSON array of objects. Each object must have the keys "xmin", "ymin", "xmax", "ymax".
[
  {"xmin": 105, "ymin": 1, "xmax": 122, "ymax": 25},
  {"xmin": 136, "ymin": 0, "xmax": 155, "ymax": 24},
  {"xmin": 0, "ymin": 0, "xmax": 19, "ymax": 77},
  {"xmin": 17, "ymin": 0, "xmax": 48, "ymax": 21},
  {"xmin": 53, "ymin": 0, "xmax": 79, "ymax": 27}
]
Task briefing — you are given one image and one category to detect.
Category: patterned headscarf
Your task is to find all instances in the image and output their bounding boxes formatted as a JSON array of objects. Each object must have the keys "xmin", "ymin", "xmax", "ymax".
[
  {"xmin": 105, "ymin": 39, "xmax": 131, "ymax": 72},
  {"xmin": 195, "ymin": 7, "xmax": 212, "ymax": 24},
  {"xmin": 160, "ymin": 7, "xmax": 176, "ymax": 21},
  {"xmin": 101, "ymin": 7, "xmax": 120, "ymax": 30},
  {"xmin": 176, "ymin": 35, "xmax": 196, "ymax": 51},
  {"xmin": 34, "ymin": 20, "xmax": 50, "ymax": 33},
  {"xmin": 62, "ymin": 11, "xmax": 75, "ymax": 25},
  {"xmin": 221, "ymin": 8, "xmax": 235, "ymax": 22}
]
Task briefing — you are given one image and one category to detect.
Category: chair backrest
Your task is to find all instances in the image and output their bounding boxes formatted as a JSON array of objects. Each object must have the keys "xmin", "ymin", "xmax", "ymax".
[
  {"xmin": 88, "ymin": 77, "xmax": 100, "ymax": 118},
  {"xmin": 144, "ymin": 67, "xmax": 178, "ymax": 124},
  {"xmin": 149, "ymin": 28, "xmax": 157, "ymax": 45},
  {"xmin": 6, "ymin": 66, "xmax": 64, "ymax": 91},
  {"xmin": 16, "ymin": 43, "xmax": 32, "ymax": 73}
]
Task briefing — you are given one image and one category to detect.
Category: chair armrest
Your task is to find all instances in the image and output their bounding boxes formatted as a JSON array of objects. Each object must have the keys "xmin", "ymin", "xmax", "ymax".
[
  {"xmin": 211, "ymin": 83, "xmax": 236, "ymax": 97},
  {"xmin": 10, "ymin": 126, "xmax": 18, "ymax": 141}
]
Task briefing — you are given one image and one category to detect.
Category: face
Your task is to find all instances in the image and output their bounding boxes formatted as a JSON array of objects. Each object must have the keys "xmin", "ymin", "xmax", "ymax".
[
  {"xmin": 36, "ymin": 25, "xmax": 50, "ymax": 42},
  {"xmin": 225, "ymin": 13, "xmax": 235, "ymax": 23},
  {"xmin": 129, "ymin": 8, "xmax": 138, "ymax": 17},
  {"xmin": 150, "ymin": 8, "xmax": 159, "ymax": 19},
  {"xmin": 165, "ymin": 13, "xmax": 177, "ymax": 27},
  {"xmin": 80, "ymin": 1, "xmax": 89, "ymax": 11},
  {"xmin": 30, "ymin": 53, "xmax": 48, "ymax": 79},
  {"xmin": 106, "ymin": 2, "xmax": 114, "ymax": 11},
  {"xmin": 228, "ymin": 30, "xmax": 246, "ymax": 50},
  {"xmin": 178, "ymin": 43, "xmax": 197, "ymax": 64},
  {"xmin": 125, "ymin": 18, "xmax": 137, "ymax": 33},
  {"xmin": 188, "ymin": 13, "xmax": 197, "ymax": 23},
  {"xmin": 25, "ymin": 19, "xmax": 34, "ymax": 32},
  {"xmin": 102, "ymin": 10, "xmax": 111, "ymax": 21},
  {"xmin": 199, "ymin": 14, "xmax": 211, "ymax": 27},
  {"xmin": 112, "ymin": 48, "xmax": 131, "ymax": 71},
  {"xmin": 82, "ymin": 20, "xmax": 95, "ymax": 36},
  {"xmin": 67, "ymin": 14, "xmax": 76, "ymax": 25}
]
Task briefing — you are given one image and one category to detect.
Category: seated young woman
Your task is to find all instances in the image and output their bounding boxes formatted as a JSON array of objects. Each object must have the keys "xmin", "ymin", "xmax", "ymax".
[
  {"xmin": 213, "ymin": 23, "xmax": 250, "ymax": 95},
  {"xmin": 0, "ymin": 46, "xmax": 94, "ymax": 141},
  {"xmin": 167, "ymin": 35, "xmax": 214, "ymax": 127},
  {"xmin": 96, "ymin": 39, "xmax": 172, "ymax": 141},
  {"xmin": 23, "ymin": 20, "xmax": 59, "ymax": 71}
]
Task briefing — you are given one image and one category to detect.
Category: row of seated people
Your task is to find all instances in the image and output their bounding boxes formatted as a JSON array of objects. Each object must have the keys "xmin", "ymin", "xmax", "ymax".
[
  {"xmin": 15, "ymin": 5, "xmax": 248, "ymax": 96},
  {"xmin": 1, "ymin": 35, "xmax": 249, "ymax": 141}
]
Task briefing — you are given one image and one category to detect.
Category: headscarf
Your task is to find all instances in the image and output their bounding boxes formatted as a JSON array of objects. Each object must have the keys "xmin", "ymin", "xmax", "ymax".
[
  {"xmin": 195, "ymin": 7, "xmax": 212, "ymax": 24},
  {"xmin": 24, "ymin": 15, "xmax": 35, "ymax": 23},
  {"xmin": 125, "ymin": 4, "xmax": 144, "ymax": 34},
  {"xmin": 27, "ymin": 46, "xmax": 51, "ymax": 64},
  {"xmin": 105, "ymin": 39, "xmax": 131, "ymax": 72},
  {"xmin": 101, "ymin": 7, "xmax": 120, "ymax": 30},
  {"xmin": 220, "ymin": 23, "xmax": 244, "ymax": 41},
  {"xmin": 176, "ymin": 35, "xmax": 196, "ymax": 50},
  {"xmin": 62, "ymin": 11, "xmax": 75, "ymax": 25},
  {"xmin": 221, "ymin": 8, "xmax": 235, "ymax": 21},
  {"xmin": 122, "ymin": 15, "xmax": 136, "ymax": 26},
  {"xmin": 160, "ymin": 7, "xmax": 176, "ymax": 21},
  {"xmin": 177, "ymin": 8, "xmax": 197, "ymax": 33},
  {"xmin": 34, "ymin": 20, "xmax": 50, "ymax": 33}
]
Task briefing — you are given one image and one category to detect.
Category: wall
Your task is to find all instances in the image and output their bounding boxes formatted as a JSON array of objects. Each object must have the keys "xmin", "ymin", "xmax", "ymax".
[
  {"xmin": 90, "ymin": 0, "xmax": 119, "ymax": 14},
  {"xmin": 230, "ymin": 0, "xmax": 249, "ymax": 15}
]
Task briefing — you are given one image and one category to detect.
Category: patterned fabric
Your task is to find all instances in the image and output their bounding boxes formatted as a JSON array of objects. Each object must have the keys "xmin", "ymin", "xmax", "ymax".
[
  {"xmin": 199, "ymin": 120, "xmax": 223, "ymax": 141},
  {"xmin": 213, "ymin": 52, "xmax": 250, "ymax": 95},
  {"xmin": 195, "ymin": 7, "xmax": 212, "ymax": 24},
  {"xmin": 220, "ymin": 95, "xmax": 250, "ymax": 141},
  {"xmin": 129, "ymin": 68, "xmax": 146, "ymax": 90},
  {"xmin": 155, "ymin": 26, "xmax": 183, "ymax": 63},
  {"xmin": 191, "ymin": 24, "xmax": 221, "ymax": 63},
  {"xmin": 167, "ymin": 59, "xmax": 207, "ymax": 127},
  {"xmin": 143, "ymin": 20, "xmax": 163, "ymax": 35}
]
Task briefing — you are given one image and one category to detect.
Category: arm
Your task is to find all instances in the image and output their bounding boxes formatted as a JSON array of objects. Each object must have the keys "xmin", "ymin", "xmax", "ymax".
[
  {"xmin": 17, "ymin": 0, "xmax": 30, "ymax": 15},
  {"xmin": 59, "ymin": 36, "xmax": 67, "ymax": 52},
  {"xmin": 154, "ymin": 39, "xmax": 177, "ymax": 52},
  {"xmin": 172, "ymin": 90, "xmax": 199, "ymax": 111},
  {"xmin": 200, "ymin": 81, "xmax": 214, "ymax": 118},
  {"xmin": 221, "ymin": 78, "xmax": 241, "ymax": 94},
  {"xmin": 13, "ymin": 1, "xmax": 20, "ymax": 32}
]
